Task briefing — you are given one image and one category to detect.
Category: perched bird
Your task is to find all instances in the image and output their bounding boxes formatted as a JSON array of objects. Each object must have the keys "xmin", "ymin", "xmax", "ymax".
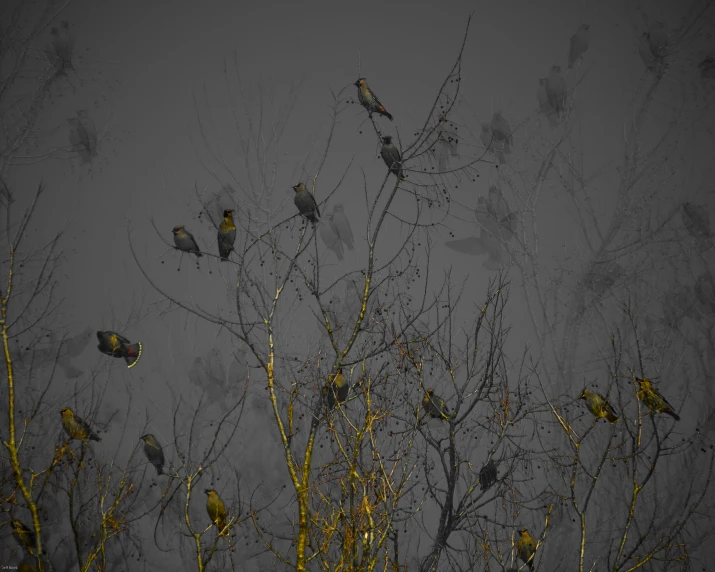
[
  {"xmin": 76, "ymin": 110, "xmax": 97, "ymax": 155},
  {"xmin": 217, "ymin": 209, "xmax": 236, "ymax": 261},
  {"xmin": 67, "ymin": 116, "xmax": 95, "ymax": 164},
  {"xmin": 579, "ymin": 388, "xmax": 619, "ymax": 423},
  {"xmin": 479, "ymin": 459, "xmax": 498, "ymax": 491},
  {"xmin": 699, "ymin": 56, "xmax": 715, "ymax": 80},
  {"xmin": 639, "ymin": 33, "xmax": 663, "ymax": 74},
  {"xmin": 61, "ymin": 407, "xmax": 101, "ymax": 441},
  {"xmin": 140, "ymin": 434, "xmax": 165, "ymax": 476},
  {"xmin": 172, "ymin": 225, "xmax": 202, "ymax": 258},
  {"xmin": 50, "ymin": 20, "xmax": 74, "ymax": 74},
  {"xmin": 318, "ymin": 216, "xmax": 344, "ymax": 260},
  {"xmin": 96, "ymin": 331, "xmax": 142, "ymax": 368},
  {"xmin": 380, "ymin": 136, "xmax": 405, "ymax": 181},
  {"xmin": 331, "ymin": 204, "xmax": 355, "ymax": 250},
  {"xmin": 422, "ymin": 388, "xmax": 449, "ymax": 422},
  {"xmin": 537, "ymin": 78, "xmax": 559, "ymax": 128},
  {"xmin": 490, "ymin": 111, "xmax": 512, "ymax": 152},
  {"xmin": 694, "ymin": 273, "xmax": 715, "ymax": 314},
  {"xmin": 354, "ymin": 78, "xmax": 393, "ymax": 120},
  {"xmin": 517, "ymin": 529, "xmax": 536, "ymax": 570},
  {"xmin": 635, "ymin": 377, "xmax": 680, "ymax": 420},
  {"xmin": 293, "ymin": 183, "xmax": 320, "ymax": 223},
  {"xmin": 568, "ymin": 24, "xmax": 590, "ymax": 68},
  {"xmin": 546, "ymin": 66, "xmax": 567, "ymax": 115},
  {"xmin": 205, "ymin": 489, "xmax": 228, "ymax": 536},
  {"xmin": 12, "ymin": 520, "xmax": 40, "ymax": 557},
  {"xmin": 324, "ymin": 368, "xmax": 349, "ymax": 410},
  {"xmin": 682, "ymin": 202, "xmax": 712, "ymax": 240},
  {"xmin": 648, "ymin": 21, "xmax": 668, "ymax": 58}
]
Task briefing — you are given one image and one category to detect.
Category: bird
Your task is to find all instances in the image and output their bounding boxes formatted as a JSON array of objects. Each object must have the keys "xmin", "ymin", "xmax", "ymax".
[
  {"xmin": 639, "ymin": 33, "xmax": 662, "ymax": 74},
  {"xmin": 579, "ymin": 388, "xmax": 619, "ymax": 423},
  {"xmin": 490, "ymin": 111, "xmax": 512, "ymax": 151},
  {"xmin": 546, "ymin": 65, "xmax": 567, "ymax": 115},
  {"xmin": 76, "ymin": 110, "xmax": 97, "ymax": 156},
  {"xmin": 422, "ymin": 389, "xmax": 449, "ymax": 422},
  {"xmin": 67, "ymin": 117, "xmax": 94, "ymax": 164},
  {"xmin": 172, "ymin": 225, "xmax": 202, "ymax": 258},
  {"xmin": 318, "ymin": 216, "xmax": 344, "ymax": 260},
  {"xmin": 293, "ymin": 183, "xmax": 320, "ymax": 223},
  {"xmin": 11, "ymin": 519, "xmax": 40, "ymax": 557},
  {"xmin": 217, "ymin": 209, "xmax": 236, "ymax": 261},
  {"xmin": 205, "ymin": 489, "xmax": 228, "ymax": 536},
  {"xmin": 61, "ymin": 407, "xmax": 101, "ymax": 441},
  {"xmin": 14, "ymin": 327, "xmax": 93, "ymax": 379},
  {"xmin": 445, "ymin": 234, "xmax": 505, "ymax": 270},
  {"xmin": 96, "ymin": 331, "xmax": 142, "ymax": 368},
  {"xmin": 568, "ymin": 24, "xmax": 590, "ymax": 68},
  {"xmin": 537, "ymin": 78, "xmax": 559, "ymax": 128},
  {"xmin": 50, "ymin": 20, "xmax": 74, "ymax": 74},
  {"xmin": 682, "ymin": 202, "xmax": 712, "ymax": 240},
  {"xmin": 517, "ymin": 529, "xmax": 536, "ymax": 570},
  {"xmin": 635, "ymin": 377, "xmax": 680, "ymax": 420},
  {"xmin": 648, "ymin": 21, "xmax": 668, "ymax": 59},
  {"xmin": 324, "ymin": 368, "xmax": 349, "ymax": 410},
  {"xmin": 699, "ymin": 56, "xmax": 715, "ymax": 80},
  {"xmin": 479, "ymin": 459, "xmax": 497, "ymax": 491},
  {"xmin": 140, "ymin": 434, "xmax": 165, "ymax": 476},
  {"xmin": 354, "ymin": 78, "xmax": 393, "ymax": 120},
  {"xmin": 331, "ymin": 205, "xmax": 354, "ymax": 250},
  {"xmin": 380, "ymin": 136, "xmax": 405, "ymax": 181}
]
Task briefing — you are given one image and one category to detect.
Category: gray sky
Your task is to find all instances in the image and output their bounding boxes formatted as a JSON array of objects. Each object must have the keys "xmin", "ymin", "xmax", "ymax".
[{"xmin": 7, "ymin": 0, "xmax": 715, "ymax": 568}]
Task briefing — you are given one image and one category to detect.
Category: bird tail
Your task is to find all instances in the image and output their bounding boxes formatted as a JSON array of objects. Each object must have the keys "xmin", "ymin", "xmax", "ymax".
[
  {"xmin": 91, "ymin": 433, "xmax": 102, "ymax": 442},
  {"xmin": 125, "ymin": 342, "xmax": 143, "ymax": 368},
  {"xmin": 606, "ymin": 412, "xmax": 619, "ymax": 424},
  {"xmin": 666, "ymin": 409, "xmax": 681, "ymax": 421},
  {"xmin": 383, "ymin": 110, "xmax": 393, "ymax": 121}
]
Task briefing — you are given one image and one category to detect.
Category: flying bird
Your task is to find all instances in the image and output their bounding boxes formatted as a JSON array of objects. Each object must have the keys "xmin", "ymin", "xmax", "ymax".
[
  {"xmin": 354, "ymin": 78, "xmax": 393, "ymax": 120},
  {"xmin": 61, "ymin": 407, "xmax": 101, "ymax": 441},
  {"xmin": 422, "ymin": 388, "xmax": 449, "ymax": 422},
  {"xmin": 517, "ymin": 529, "xmax": 536, "ymax": 570},
  {"xmin": 479, "ymin": 459, "xmax": 498, "ymax": 491},
  {"xmin": 568, "ymin": 24, "xmax": 590, "ymax": 68},
  {"xmin": 318, "ymin": 216, "xmax": 344, "ymax": 260},
  {"xmin": 331, "ymin": 204, "xmax": 354, "ymax": 250},
  {"xmin": 205, "ymin": 489, "xmax": 228, "ymax": 536},
  {"xmin": 635, "ymin": 377, "xmax": 680, "ymax": 420},
  {"xmin": 96, "ymin": 331, "xmax": 142, "ymax": 368},
  {"xmin": 293, "ymin": 183, "xmax": 320, "ymax": 223},
  {"xmin": 579, "ymin": 388, "xmax": 619, "ymax": 423},
  {"xmin": 218, "ymin": 209, "xmax": 236, "ymax": 261},
  {"xmin": 546, "ymin": 65, "xmax": 567, "ymax": 115},
  {"xmin": 172, "ymin": 225, "xmax": 202, "ymax": 258},
  {"xmin": 324, "ymin": 368, "xmax": 349, "ymax": 410},
  {"xmin": 14, "ymin": 327, "xmax": 93, "ymax": 378},
  {"xmin": 140, "ymin": 434, "xmax": 165, "ymax": 475},
  {"xmin": 380, "ymin": 136, "xmax": 405, "ymax": 181},
  {"xmin": 445, "ymin": 234, "xmax": 505, "ymax": 270}
]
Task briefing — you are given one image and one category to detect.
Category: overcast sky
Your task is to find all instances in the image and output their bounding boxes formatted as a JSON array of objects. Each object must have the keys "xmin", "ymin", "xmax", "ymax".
[{"xmin": 7, "ymin": 0, "xmax": 715, "ymax": 568}]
